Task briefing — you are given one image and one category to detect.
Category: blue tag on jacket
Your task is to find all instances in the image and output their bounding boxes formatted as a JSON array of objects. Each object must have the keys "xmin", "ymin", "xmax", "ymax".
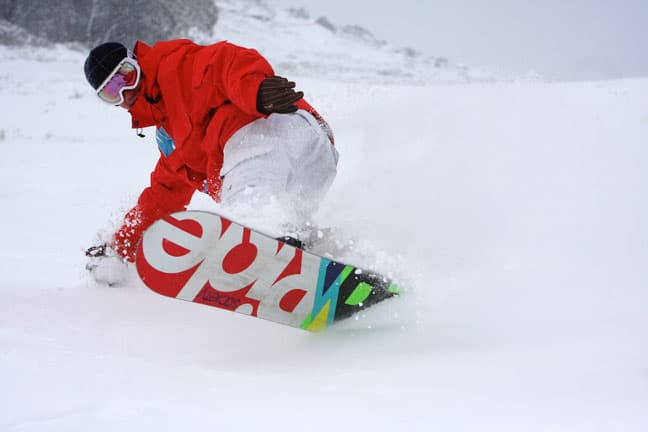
[{"xmin": 156, "ymin": 127, "xmax": 175, "ymax": 157}]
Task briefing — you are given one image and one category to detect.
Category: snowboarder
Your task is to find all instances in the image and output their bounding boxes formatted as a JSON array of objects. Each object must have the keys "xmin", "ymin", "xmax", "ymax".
[{"xmin": 83, "ymin": 39, "xmax": 338, "ymax": 284}]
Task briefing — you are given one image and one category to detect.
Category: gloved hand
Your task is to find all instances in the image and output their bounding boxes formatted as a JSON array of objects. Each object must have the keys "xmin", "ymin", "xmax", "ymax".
[
  {"xmin": 85, "ymin": 243, "xmax": 130, "ymax": 286},
  {"xmin": 256, "ymin": 75, "xmax": 304, "ymax": 114}
]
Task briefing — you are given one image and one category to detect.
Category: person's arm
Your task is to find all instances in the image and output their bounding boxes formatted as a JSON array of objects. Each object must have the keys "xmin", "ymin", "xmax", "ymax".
[
  {"xmin": 112, "ymin": 157, "xmax": 195, "ymax": 262},
  {"xmin": 204, "ymin": 42, "xmax": 303, "ymax": 115}
]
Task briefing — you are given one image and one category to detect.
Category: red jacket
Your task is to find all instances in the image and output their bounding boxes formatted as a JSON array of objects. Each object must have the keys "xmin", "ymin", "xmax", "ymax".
[{"xmin": 112, "ymin": 39, "xmax": 322, "ymax": 262}]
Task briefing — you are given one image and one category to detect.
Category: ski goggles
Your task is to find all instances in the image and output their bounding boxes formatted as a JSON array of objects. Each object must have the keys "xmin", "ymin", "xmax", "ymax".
[{"xmin": 96, "ymin": 52, "xmax": 141, "ymax": 105}]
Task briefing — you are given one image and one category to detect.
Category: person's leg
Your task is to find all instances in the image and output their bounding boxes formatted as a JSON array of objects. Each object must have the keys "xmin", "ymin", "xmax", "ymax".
[
  {"xmin": 219, "ymin": 111, "xmax": 338, "ymax": 237},
  {"xmin": 285, "ymin": 110, "xmax": 339, "ymax": 217}
]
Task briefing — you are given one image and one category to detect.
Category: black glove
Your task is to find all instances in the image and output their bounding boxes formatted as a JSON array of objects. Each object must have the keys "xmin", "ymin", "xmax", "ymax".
[
  {"xmin": 256, "ymin": 76, "xmax": 304, "ymax": 114},
  {"xmin": 85, "ymin": 243, "xmax": 108, "ymax": 257},
  {"xmin": 85, "ymin": 243, "xmax": 129, "ymax": 286}
]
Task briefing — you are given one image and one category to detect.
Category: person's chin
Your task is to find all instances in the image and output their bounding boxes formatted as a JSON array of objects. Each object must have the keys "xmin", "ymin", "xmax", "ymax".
[{"xmin": 121, "ymin": 88, "xmax": 140, "ymax": 110}]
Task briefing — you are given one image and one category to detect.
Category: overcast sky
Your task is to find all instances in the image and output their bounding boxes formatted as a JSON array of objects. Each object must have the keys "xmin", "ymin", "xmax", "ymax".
[{"xmin": 269, "ymin": 0, "xmax": 647, "ymax": 80}]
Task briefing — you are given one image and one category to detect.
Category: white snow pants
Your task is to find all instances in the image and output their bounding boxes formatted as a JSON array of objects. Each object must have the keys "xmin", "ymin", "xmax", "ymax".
[{"xmin": 218, "ymin": 110, "xmax": 339, "ymax": 237}]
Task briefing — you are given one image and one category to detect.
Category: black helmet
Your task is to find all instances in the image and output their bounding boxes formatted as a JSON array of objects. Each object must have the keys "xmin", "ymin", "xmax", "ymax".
[{"xmin": 84, "ymin": 42, "xmax": 128, "ymax": 89}]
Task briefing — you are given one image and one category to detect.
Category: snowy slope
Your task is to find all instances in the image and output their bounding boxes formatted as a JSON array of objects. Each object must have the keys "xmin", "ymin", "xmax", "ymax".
[
  {"xmin": 1, "ymin": 6, "xmax": 647, "ymax": 432},
  {"xmin": 201, "ymin": 0, "xmax": 501, "ymax": 84}
]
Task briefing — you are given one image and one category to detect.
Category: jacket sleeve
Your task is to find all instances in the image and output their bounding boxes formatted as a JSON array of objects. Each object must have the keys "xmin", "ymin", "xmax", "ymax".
[
  {"xmin": 112, "ymin": 157, "xmax": 195, "ymax": 262},
  {"xmin": 204, "ymin": 42, "xmax": 275, "ymax": 116}
]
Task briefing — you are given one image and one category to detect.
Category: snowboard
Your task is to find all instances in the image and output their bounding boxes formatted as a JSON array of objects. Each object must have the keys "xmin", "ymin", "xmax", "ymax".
[{"xmin": 135, "ymin": 211, "xmax": 399, "ymax": 331}]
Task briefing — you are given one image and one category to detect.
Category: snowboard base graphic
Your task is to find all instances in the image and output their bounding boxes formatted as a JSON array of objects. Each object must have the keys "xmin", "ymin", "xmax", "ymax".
[{"xmin": 135, "ymin": 211, "xmax": 398, "ymax": 331}]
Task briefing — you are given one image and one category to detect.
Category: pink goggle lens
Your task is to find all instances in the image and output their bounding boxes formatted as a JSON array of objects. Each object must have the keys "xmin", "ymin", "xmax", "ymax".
[{"xmin": 97, "ymin": 61, "xmax": 139, "ymax": 105}]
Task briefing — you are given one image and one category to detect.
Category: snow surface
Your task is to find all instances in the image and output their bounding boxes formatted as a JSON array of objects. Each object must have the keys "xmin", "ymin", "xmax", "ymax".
[{"xmin": 1, "ymin": 7, "xmax": 647, "ymax": 432}]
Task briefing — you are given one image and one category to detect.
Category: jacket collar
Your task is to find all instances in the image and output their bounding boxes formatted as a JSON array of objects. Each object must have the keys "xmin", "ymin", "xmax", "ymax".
[{"xmin": 129, "ymin": 41, "xmax": 162, "ymax": 129}]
